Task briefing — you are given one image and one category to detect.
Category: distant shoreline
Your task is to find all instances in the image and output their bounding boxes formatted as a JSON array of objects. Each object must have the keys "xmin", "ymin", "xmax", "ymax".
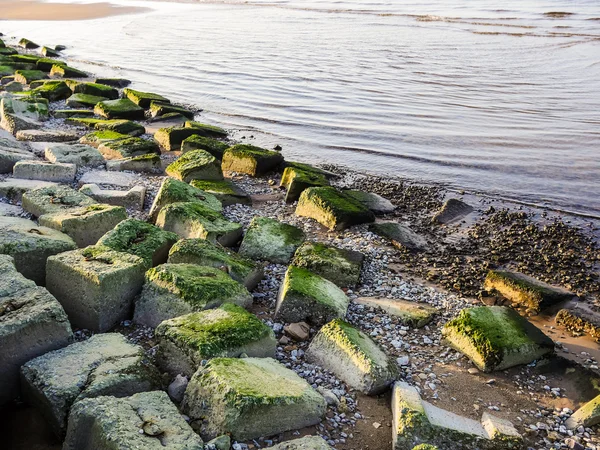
[{"xmin": 0, "ymin": 0, "xmax": 148, "ymax": 21}]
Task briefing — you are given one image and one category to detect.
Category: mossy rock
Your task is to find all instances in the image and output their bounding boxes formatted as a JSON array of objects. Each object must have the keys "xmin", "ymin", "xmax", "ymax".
[
  {"xmin": 292, "ymin": 241, "xmax": 363, "ymax": 288},
  {"xmin": 9, "ymin": 55, "xmax": 40, "ymax": 64},
  {"xmin": 185, "ymin": 121, "xmax": 227, "ymax": 138},
  {"xmin": 154, "ymin": 125, "xmax": 224, "ymax": 152},
  {"xmin": 133, "ymin": 263, "xmax": 252, "ymax": 328},
  {"xmin": 97, "ymin": 137, "xmax": 159, "ymax": 160},
  {"xmin": 166, "ymin": 149, "xmax": 224, "ymax": 183},
  {"xmin": 123, "ymin": 88, "xmax": 170, "ymax": 108},
  {"xmin": 276, "ymin": 265, "xmax": 349, "ymax": 326},
  {"xmin": 156, "ymin": 303, "xmax": 276, "ymax": 376},
  {"xmin": 344, "ymin": 189, "xmax": 396, "ymax": 214},
  {"xmin": 156, "ymin": 201, "xmax": 242, "ymax": 247},
  {"xmin": 68, "ymin": 118, "xmax": 145, "ymax": 136},
  {"xmin": 181, "ymin": 135, "xmax": 229, "ymax": 159},
  {"xmin": 94, "ymin": 98, "xmax": 145, "ymax": 120},
  {"xmin": 168, "ymin": 238, "xmax": 263, "ymax": 289},
  {"xmin": 41, "ymin": 47, "xmax": 60, "ymax": 58},
  {"xmin": 96, "ymin": 218, "xmax": 178, "ymax": 268},
  {"xmin": 79, "ymin": 130, "xmax": 130, "ymax": 147},
  {"xmin": 239, "ymin": 216, "xmax": 305, "ymax": 264},
  {"xmin": 296, "ymin": 186, "xmax": 375, "ymax": 231},
  {"xmin": 53, "ymin": 109, "xmax": 95, "ymax": 119},
  {"xmin": 281, "ymin": 165, "xmax": 329, "ymax": 203},
  {"xmin": 149, "ymin": 101, "xmax": 195, "ymax": 119},
  {"xmin": 21, "ymin": 185, "xmax": 96, "ymax": 218},
  {"xmin": 307, "ymin": 319, "xmax": 398, "ymax": 395},
  {"xmin": 149, "ymin": 177, "xmax": 222, "ymax": 222},
  {"xmin": 31, "ymin": 80, "xmax": 71, "ymax": 101},
  {"xmin": 106, "ymin": 153, "xmax": 162, "ymax": 173},
  {"xmin": 94, "ymin": 78, "xmax": 131, "ymax": 88},
  {"xmin": 0, "ymin": 66, "xmax": 15, "ymax": 78},
  {"xmin": 190, "ymin": 179, "xmax": 251, "ymax": 206},
  {"xmin": 18, "ymin": 38, "xmax": 40, "ymax": 49},
  {"xmin": 72, "ymin": 82, "xmax": 119, "ymax": 100},
  {"xmin": 65, "ymin": 93, "xmax": 106, "ymax": 108},
  {"xmin": 50, "ymin": 64, "xmax": 87, "ymax": 78},
  {"xmin": 441, "ymin": 306, "xmax": 554, "ymax": 372},
  {"xmin": 221, "ymin": 144, "xmax": 284, "ymax": 176},
  {"xmin": 0, "ymin": 96, "xmax": 49, "ymax": 134},
  {"xmin": 14, "ymin": 70, "xmax": 47, "ymax": 84},
  {"xmin": 0, "ymin": 48, "xmax": 18, "ymax": 56},
  {"xmin": 35, "ymin": 58, "xmax": 66, "ymax": 72}
]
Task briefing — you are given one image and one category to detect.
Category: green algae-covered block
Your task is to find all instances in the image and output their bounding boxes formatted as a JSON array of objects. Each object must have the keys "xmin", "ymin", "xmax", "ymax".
[
  {"xmin": 190, "ymin": 179, "xmax": 251, "ymax": 206},
  {"xmin": 31, "ymin": 80, "xmax": 71, "ymax": 101},
  {"xmin": 94, "ymin": 98, "xmax": 145, "ymax": 120},
  {"xmin": 441, "ymin": 306, "xmax": 554, "ymax": 373},
  {"xmin": 344, "ymin": 189, "xmax": 396, "ymax": 214},
  {"xmin": 79, "ymin": 130, "xmax": 129, "ymax": 147},
  {"xmin": 63, "ymin": 391, "xmax": 203, "ymax": 450},
  {"xmin": 70, "ymin": 118, "xmax": 145, "ymax": 136},
  {"xmin": 39, "ymin": 204, "xmax": 128, "ymax": 248},
  {"xmin": 41, "ymin": 47, "xmax": 60, "ymax": 58},
  {"xmin": 36, "ymin": 58, "xmax": 65, "ymax": 72},
  {"xmin": 182, "ymin": 357, "xmax": 326, "ymax": 441},
  {"xmin": 0, "ymin": 216, "xmax": 76, "ymax": 285},
  {"xmin": 0, "ymin": 47, "xmax": 18, "ymax": 56},
  {"xmin": 292, "ymin": 241, "xmax": 363, "ymax": 288},
  {"xmin": 168, "ymin": 238, "xmax": 263, "ymax": 289},
  {"xmin": 566, "ymin": 394, "xmax": 600, "ymax": 429},
  {"xmin": 156, "ymin": 201, "xmax": 242, "ymax": 246},
  {"xmin": 106, "ymin": 153, "xmax": 162, "ymax": 173},
  {"xmin": 307, "ymin": 319, "xmax": 397, "ymax": 395},
  {"xmin": 149, "ymin": 177, "xmax": 222, "ymax": 222},
  {"xmin": 97, "ymin": 136, "xmax": 159, "ymax": 160},
  {"xmin": 484, "ymin": 270, "xmax": 574, "ymax": 314},
  {"xmin": 21, "ymin": 185, "xmax": 96, "ymax": 218},
  {"xmin": 123, "ymin": 88, "xmax": 170, "ymax": 108},
  {"xmin": 94, "ymin": 77, "xmax": 131, "ymax": 88},
  {"xmin": 0, "ymin": 96, "xmax": 49, "ymax": 134},
  {"xmin": 239, "ymin": 216, "xmax": 305, "ymax": 264},
  {"xmin": 185, "ymin": 121, "xmax": 227, "ymax": 138},
  {"xmin": 156, "ymin": 303, "xmax": 276, "ymax": 376},
  {"xmin": 14, "ymin": 69, "xmax": 47, "ymax": 84},
  {"xmin": 52, "ymin": 109, "xmax": 95, "ymax": 119},
  {"xmin": 18, "ymin": 38, "xmax": 40, "ymax": 49},
  {"xmin": 356, "ymin": 297, "xmax": 437, "ymax": 328},
  {"xmin": 134, "ymin": 263, "xmax": 252, "ymax": 328},
  {"xmin": 182, "ymin": 135, "xmax": 229, "ymax": 159},
  {"xmin": 150, "ymin": 101, "xmax": 194, "ymax": 119},
  {"xmin": 72, "ymin": 81, "xmax": 119, "ymax": 100},
  {"xmin": 0, "ymin": 66, "xmax": 15, "ymax": 77},
  {"xmin": 166, "ymin": 149, "xmax": 223, "ymax": 183},
  {"xmin": 46, "ymin": 247, "xmax": 146, "ymax": 331},
  {"xmin": 65, "ymin": 93, "xmax": 106, "ymax": 108},
  {"xmin": 50, "ymin": 64, "xmax": 87, "ymax": 78},
  {"xmin": 221, "ymin": 144, "xmax": 284, "ymax": 176},
  {"xmin": 96, "ymin": 218, "xmax": 178, "ymax": 268},
  {"xmin": 154, "ymin": 126, "xmax": 213, "ymax": 152},
  {"xmin": 270, "ymin": 437, "xmax": 333, "ymax": 450},
  {"xmin": 296, "ymin": 186, "xmax": 375, "ymax": 231},
  {"xmin": 45, "ymin": 143, "xmax": 104, "ymax": 167},
  {"xmin": 281, "ymin": 165, "xmax": 329, "ymax": 203},
  {"xmin": 276, "ymin": 265, "xmax": 349, "ymax": 326},
  {"xmin": 21, "ymin": 333, "xmax": 160, "ymax": 437}
]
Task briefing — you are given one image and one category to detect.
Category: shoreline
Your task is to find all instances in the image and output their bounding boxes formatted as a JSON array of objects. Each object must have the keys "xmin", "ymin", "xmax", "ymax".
[
  {"xmin": 0, "ymin": 32, "xmax": 600, "ymax": 450},
  {"xmin": 0, "ymin": 0, "xmax": 148, "ymax": 21}
]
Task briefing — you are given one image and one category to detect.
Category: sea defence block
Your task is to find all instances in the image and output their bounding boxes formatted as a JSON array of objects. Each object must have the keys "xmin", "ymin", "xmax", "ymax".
[
  {"xmin": 484, "ymin": 270, "xmax": 575, "ymax": 313},
  {"xmin": 66, "ymin": 93, "xmax": 107, "ymax": 108},
  {"xmin": 13, "ymin": 160, "xmax": 76, "ymax": 183},
  {"xmin": 72, "ymin": 82, "xmax": 119, "ymax": 100},
  {"xmin": 154, "ymin": 123, "xmax": 226, "ymax": 151},
  {"xmin": 239, "ymin": 216, "xmax": 306, "ymax": 264},
  {"xmin": 221, "ymin": 144, "xmax": 284, "ymax": 176},
  {"xmin": 124, "ymin": 88, "xmax": 170, "ymax": 108},
  {"xmin": 14, "ymin": 69, "xmax": 47, "ymax": 84},
  {"xmin": 0, "ymin": 136, "xmax": 34, "ymax": 173},
  {"xmin": 21, "ymin": 333, "xmax": 161, "ymax": 437},
  {"xmin": 292, "ymin": 241, "xmax": 363, "ymax": 288},
  {"xmin": 79, "ymin": 184, "xmax": 146, "ymax": 211},
  {"xmin": 190, "ymin": 179, "xmax": 251, "ymax": 206},
  {"xmin": 275, "ymin": 265, "xmax": 349, "ymax": 326},
  {"xmin": 0, "ymin": 255, "xmax": 72, "ymax": 406},
  {"xmin": 150, "ymin": 101, "xmax": 195, "ymax": 119},
  {"xmin": 50, "ymin": 64, "xmax": 87, "ymax": 78},
  {"xmin": 79, "ymin": 130, "xmax": 129, "ymax": 147},
  {"xmin": 1, "ymin": 96, "xmax": 49, "ymax": 134},
  {"xmin": 46, "ymin": 247, "xmax": 146, "ymax": 332},
  {"xmin": 182, "ymin": 135, "xmax": 229, "ymax": 158},
  {"xmin": 97, "ymin": 136, "xmax": 160, "ymax": 160},
  {"xmin": 63, "ymin": 391, "xmax": 203, "ymax": 450},
  {"xmin": 270, "ymin": 436, "xmax": 333, "ymax": 449},
  {"xmin": 392, "ymin": 381, "xmax": 522, "ymax": 450},
  {"xmin": 356, "ymin": 297, "xmax": 437, "ymax": 328},
  {"xmin": 16, "ymin": 129, "xmax": 79, "ymax": 143},
  {"xmin": 182, "ymin": 357, "xmax": 326, "ymax": 441},
  {"xmin": 106, "ymin": 153, "xmax": 161, "ymax": 173},
  {"xmin": 280, "ymin": 165, "xmax": 329, "ymax": 203},
  {"xmin": 22, "ymin": 185, "xmax": 96, "ymax": 218},
  {"xmin": 149, "ymin": 177, "xmax": 222, "ymax": 222},
  {"xmin": 31, "ymin": 80, "xmax": 71, "ymax": 101},
  {"xmin": 441, "ymin": 306, "xmax": 554, "ymax": 372},
  {"xmin": 70, "ymin": 118, "xmax": 145, "ymax": 136},
  {"xmin": 0, "ymin": 216, "xmax": 76, "ymax": 284},
  {"xmin": 370, "ymin": 222, "xmax": 428, "ymax": 252},
  {"xmin": 155, "ymin": 303, "xmax": 276, "ymax": 377},
  {"xmin": 296, "ymin": 186, "xmax": 375, "ymax": 231},
  {"xmin": 306, "ymin": 319, "xmax": 397, "ymax": 395},
  {"xmin": 432, "ymin": 198, "xmax": 473, "ymax": 224},
  {"xmin": 134, "ymin": 263, "xmax": 252, "ymax": 328},
  {"xmin": 94, "ymin": 98, "xmax": 145, "ymax": 120},
  {"xmin": 156, "ymin": 201, "xmax": 242, "ymax": 246},
  {"xmin": 45, "ymin": 143, "xmax": 104, "ymax": 167},
  {"xmin": 566, "ymin": 393, "xmax": 600, "ymax": 429},
  {"xmin": 168, "ymin": 238, "xmax": 263, "ymax": 289},
  {"xmin": 344, "ymin": 189, "xmax": 396, "ymax": 214},
  {"xmin": 166, "ymin": 149, "xmax": 223, "ymax": 182}
]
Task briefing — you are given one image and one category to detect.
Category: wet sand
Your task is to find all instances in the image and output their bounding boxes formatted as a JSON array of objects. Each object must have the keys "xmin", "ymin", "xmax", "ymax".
[{"xmin": 0, "ymin": 1, "xmax": 148, "ymax": 21}]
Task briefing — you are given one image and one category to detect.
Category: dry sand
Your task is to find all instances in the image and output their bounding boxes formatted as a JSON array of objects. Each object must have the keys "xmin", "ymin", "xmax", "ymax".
[{"xmin": 0, "ymin": 0, "xmax": 148, "ymax": 21}]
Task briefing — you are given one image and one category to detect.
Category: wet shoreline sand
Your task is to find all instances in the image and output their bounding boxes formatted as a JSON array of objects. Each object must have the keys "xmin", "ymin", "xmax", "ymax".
[{"xmin": 0, "ymin": 0, "xmax": 148, "ymax": 21}]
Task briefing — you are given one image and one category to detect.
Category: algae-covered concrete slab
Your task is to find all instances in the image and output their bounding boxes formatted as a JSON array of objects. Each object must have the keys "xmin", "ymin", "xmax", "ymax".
[
  {"xmin": 149, "ymin": 177, "xmax": 222, "ymax": 222},
  {"xmin": 239, "ymin": 216, "xmax": 305, "ymax": 264},
  {"xmin": 190, "ymin": 179, "xmax": 251, "ymax": 206},
  {"xmin": 156, "ymin": 303, "xmax": 276, "ymax": 377},
  {"xmin": 134, "ymin": 263, "xmax": 252, "ymax": 328},
  {"xmin": 369, "ymin": 222, "xmax": 428, "ymax": 252},
  {"xmin": 307, "ymin": 319, "xmax": 397, "ymax": 395},
  {"xmin": 182, "ymin": 357, "xmax": 326, "ymax": 441},
  {"xmin": 79, "ymin": 184, "xmax": 146, "ymax": 211},
  {"xmin": 356, "ymin": 297, "xmax": 437, "ymax": 328},
  {"xmin": 566, "ymin": 394, "xmax": 600, "ymax": 429},
  {"xmin": 221, "ymin": 144, "xmax": 284, "ymax": 176},
  {"xmin": 44, "ymin": 143, "xmax": 104, "ymax": 167},
  {"xmin": 22, "ymin": 185, "xmax": 96, "ymax": 218},
  {"xmin": 13, "ymin": 160, "xmax": 76, "ymax": 183},
  {"xmin": 344, "ymin": 189, "xmax": 395, "ymax": 214},
  {"xmin": 441, "ymin": 306, "xmax": 554, "ymax": 372},
  {"xmin": 0, "ymin": 136, "xmax": 34, "ymax": 173},
  {"xmin": 166, "ymin": 149, "xmax": 223, "ymax": 182},
  {"xmin": 280, "ymin": 165, "xmax": 329, "ymax": 203},
  {"xmin": 432, "ymin": 198, "xmax": 473, "ymax": 224},
  {"xmin": 21, "ymin": 333, "xmax": 161, "ymax": 437}
]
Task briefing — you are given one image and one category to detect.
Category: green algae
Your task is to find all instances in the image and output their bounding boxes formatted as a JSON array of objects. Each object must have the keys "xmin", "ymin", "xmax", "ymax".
[
  {"xmin": 166, "ymin": 149, "xmax": 223, "ymax": 182},
  {"xmin": 221, "ymin": 144, "xmax": 284, "ymax": 176},
  {"xmin": 181, "ymin": 135, "xmax": 229, "ymax": 158}
]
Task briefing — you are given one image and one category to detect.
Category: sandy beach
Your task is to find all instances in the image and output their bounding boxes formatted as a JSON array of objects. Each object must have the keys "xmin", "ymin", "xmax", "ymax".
[{"xmin": 0, "ymin": 0, "xmax": 147, "ymax": 21}]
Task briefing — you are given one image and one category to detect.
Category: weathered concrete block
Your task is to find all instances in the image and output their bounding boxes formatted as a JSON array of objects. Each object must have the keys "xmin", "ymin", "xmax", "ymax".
[
  {"xmin": 356, "ymin": 297, "xmax": 437, "ymax": 328},
  {"xmin": 370, "ymin": 222, "xmax": 428, "ymax": 252},
  {"xmin": 96, "ymin": 218, "xmax": 178, "ymax": 268},
  {"xmin": 307, "ymin": 319, "xmax": 397, "ymax": 395},
  {"xmin": 154, "ymin": 122, "xmax": 226, "ymax": 151},
  {"xmin": 0, "ymin": 216, "xmax": 76, "ymax": 284},
  {"xmin": 46, "ymin": 247, "xmax": 146, "ymax": 331},
  {"xmin": 156, "ymin": 201, "xmax": 242, "ymax": 247},
  {"xmin": 275, "ymin": 266, "xmax": 349, "ymax": 326},
  {"xmin": 280, "ymin": 165, "xmax": 329, "ymax": 203},
  {"xmin": 156, "ymin": 303, "xmax": 276, "ymax": 377},
  {"xmin": 16, "ymin": 129, "xmax": 79, "ymax": 143},
  {"xmin": 296, "ymin": 187, "xmax": 375, "ymax": 231},
  {"xmin": 0, "ymin": 255, "xmax": 72, "ymax": 406},
  {"xmin": 21, "ymin": 333, "xmax": 161, "ymax": 437},
  {"xmin": 392, "ymin": 381, "xmax": 522, "ymax": 449},
  {"xmin": 39, "ymin": 204, "xmax": 128, "ymax": 247},
  {"xmin": 432, "ymin": 198, "xmax": 473, "ymax": 224},
  {"xmin": 79, "ymin": 184, "xmax": 146, "ymax": 210},
  {"xmin": 124, "ymin": 88, "xmax": 170, "ymax": 108},
  {"xmin": 0, "ymin": 136, "xmax": 34, "ymax": 173},
  {"xmin": 166, "ymin": 149, "xmax": 223, "ymax": 182},
  {"xmin": 44, "ymin": 143, "xmax": 104, "ymax": 167},
  {"xmin": 168, "ymin": 238, "xmax": 263, "ymax": 289},
  {"xmin": 134, "ymin": 263, "xmax": 252, "ymax": 328},
  {"xmin": 149, "ymin": 177, "xmax": 222, "ymax": 222},
  {"xmin": 555, "ymin": 303, "xmax": 600, "ymax": 342},
  {"xmin": 106, "ymin": 153, "xmax": 161, "ymax": 173},
  {"xmin": 344, "ymin": 189, "xmax": 395, "ymax": 214},
  {"xmin": 63, "ymin": 391, "xmax": 203, "ymax": 450},
  {"xmin": 292, "ymin": 241, "xmax": 363, "ymax": 288},
  {"xmin": 240, "ymin": 216, "xmax": 305, "ymax": 264},
  {"xmin": 78, "ymin": 169, "xmax": 141, "ymax": 188},
  {"xmin": 566, "ymin": 393, "xmax": 600, "ymax": 429},
  {"xmin": 13, "ymin": 160, "xmax": 76, "ymax": 183},
  {"xmin": 0, "ymin": 178, "xmax": 57, "ymax": 202},
  {"xmin": 79, "ymin": 130, "xmax": 129, "ymax": 147},
  {"xmin": 190, "ymin": 179, "xmax": 251, "ymax": 206},
  {"xmin": 94, "ymin": 98, "xmax": 145, "ymax": 120},
  {"xmin": 1, "ymin": 96, "xmax": 48, "ymax": 134},
  {"xmin": 270, "ymin": 436, "xmax": 333, "ymax": 449},
  {"xmin": 97, "ymin": 137, "xmax": 160, "ymax": 160},
  {"xmin": 22, "ymin": 185, "xmax": 96, "ymax": 218},
  {"xmin": 182, "ymin": 357, "xmax": 326, "ymax": 441},
  {"xmin": 221, "ymin": 144, "xmax": 284, "ymax": 176},
  {"xmin": 441, "ymin": 306, "xmax": 554, "ymax": 372},
  {"xmin": 181, "ymin": 135, "xmax": 228, "ymax": 158}
]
